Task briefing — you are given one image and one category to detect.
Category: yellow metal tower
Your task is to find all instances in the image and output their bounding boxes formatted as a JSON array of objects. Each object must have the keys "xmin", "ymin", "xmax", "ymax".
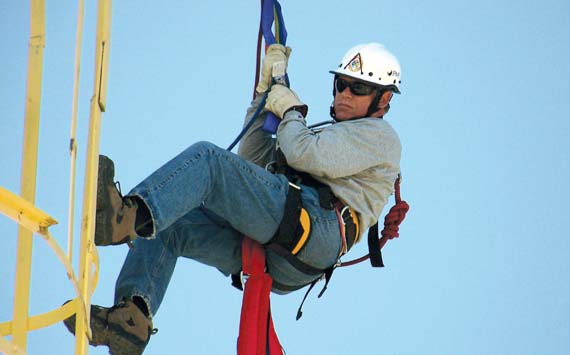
[{"xmin": 0, "ymin": 1, "xmax": 112, "ymax": 354}]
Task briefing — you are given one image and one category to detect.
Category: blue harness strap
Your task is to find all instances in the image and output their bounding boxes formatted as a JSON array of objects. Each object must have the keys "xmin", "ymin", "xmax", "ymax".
[
  {"xmin": 227, "ymin": 0, "xmax": 289, "ymax": 152},
  {"xmin": 261, "ymin": 0, "xmax": 287, "ymax": 46},
  {"xmin": 260, "ymin": 0, "xmax": 290, "ymax": 133}
]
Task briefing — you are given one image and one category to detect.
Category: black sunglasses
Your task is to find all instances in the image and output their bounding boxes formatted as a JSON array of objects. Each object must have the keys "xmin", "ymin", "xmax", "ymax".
[{"xmin": 335, "ymin": 77, "xmax": 376, "ymax": 96}]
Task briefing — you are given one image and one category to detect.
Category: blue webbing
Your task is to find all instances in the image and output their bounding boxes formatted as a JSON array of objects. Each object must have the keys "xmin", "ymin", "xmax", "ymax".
[
  {"xmin": 260, "ymin": 0, "xmax": 289, "ymax": 133},
  {"xmin": 227, "ymin": 0, "xmax": 289, "ymax": 151},
  {"xmin": 261, "ymin": 0, "xmax": 287, "ymax": 46},
  {"xmin": 226, "ymin": 93, "xmax": 268, "ymax": 151}
]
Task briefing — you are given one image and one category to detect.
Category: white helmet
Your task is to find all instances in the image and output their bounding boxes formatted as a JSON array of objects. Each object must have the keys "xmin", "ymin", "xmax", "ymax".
[{"xmin": 329, "ymin": 42, "xmax": 402, "ymax": 94}]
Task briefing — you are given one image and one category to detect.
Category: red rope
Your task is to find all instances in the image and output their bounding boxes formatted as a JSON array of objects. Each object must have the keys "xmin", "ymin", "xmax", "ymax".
[
  {"xmin": 253, "ymin": 3, "xmax": 263, "ymax": 100},
  {"xmin": 379, "ymin": 176, "xmax": 409, "ymax": 245},
  {"xmin": 340, "ymin": 176, "xmax": 409, "ymax": 267}
]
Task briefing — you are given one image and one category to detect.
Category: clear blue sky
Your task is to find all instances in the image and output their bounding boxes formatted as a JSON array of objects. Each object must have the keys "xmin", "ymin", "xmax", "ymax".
[{"xmin": 1, "ymin": 1, "xmax": 569, "ymax": 354}]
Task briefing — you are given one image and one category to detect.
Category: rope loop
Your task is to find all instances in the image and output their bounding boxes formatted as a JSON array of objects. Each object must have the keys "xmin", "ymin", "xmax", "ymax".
[
  {"xmin": 380, "ymin": 200, "xmax": 409, "ymax": 240},
  {"xmin": 380, "ymin": 175, "xmax": 409, "ymax": 240}
]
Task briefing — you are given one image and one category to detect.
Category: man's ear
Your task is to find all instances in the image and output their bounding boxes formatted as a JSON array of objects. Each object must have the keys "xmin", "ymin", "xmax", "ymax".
[
  {"xmin": 379, "ymin": 91, "xmax": 393, "ymax": 108},
  {"xmin": 371, "ymin": 91, "xmax": 393, "ymax": 118}
]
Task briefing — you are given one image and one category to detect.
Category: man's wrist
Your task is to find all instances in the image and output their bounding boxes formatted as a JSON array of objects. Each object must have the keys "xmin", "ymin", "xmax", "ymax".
[{"xmin": 284, "ymin": 105, "xmax": 308, "ymax": 118}]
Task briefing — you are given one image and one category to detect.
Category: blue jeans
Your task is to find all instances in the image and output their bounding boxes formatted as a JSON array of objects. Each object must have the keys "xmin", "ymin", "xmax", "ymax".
[{"xmin": 113, "ymin": 141, "xmax": 342, "ymax": 316}]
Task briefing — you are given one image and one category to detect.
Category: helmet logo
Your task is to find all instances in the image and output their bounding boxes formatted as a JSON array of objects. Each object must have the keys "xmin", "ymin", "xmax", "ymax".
[
  {"xmin": 387, "ymin": 70, "xmax": 400, "ymax": 78},
  {"xmin": 344, "ymin": 53, "xmax": 364, "ymax": 74}
]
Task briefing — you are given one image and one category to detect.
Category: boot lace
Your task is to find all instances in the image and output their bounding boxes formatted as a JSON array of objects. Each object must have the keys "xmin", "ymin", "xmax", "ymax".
[{"xmin": 114, "ymin": 181, "xmax": 134, "ymax": 208}]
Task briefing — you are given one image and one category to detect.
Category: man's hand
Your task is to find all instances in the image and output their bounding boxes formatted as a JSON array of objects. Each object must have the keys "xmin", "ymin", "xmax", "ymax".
[
  {"xmin": 256, "ymin": 44, "xmax": 292, "ymax": 94},
  {"xmin": 265, "ymin": 84, "xmax": 308, "ymax": 119}
]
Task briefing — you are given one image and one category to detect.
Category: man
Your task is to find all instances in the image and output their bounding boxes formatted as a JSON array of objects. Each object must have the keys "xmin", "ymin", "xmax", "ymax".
[{"xmin": 64, "ymin": 42, "xmax": 402, "ymax": 355}]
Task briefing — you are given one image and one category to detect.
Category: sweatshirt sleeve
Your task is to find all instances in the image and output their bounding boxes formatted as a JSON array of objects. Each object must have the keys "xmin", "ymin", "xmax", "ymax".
[
  {"xmin": 276, "ymin": 111, "xmax": 398, "ymax": 179},
  {"xmin": 237, "ymin": 95, "xmax": 277, "ymax": 168}
]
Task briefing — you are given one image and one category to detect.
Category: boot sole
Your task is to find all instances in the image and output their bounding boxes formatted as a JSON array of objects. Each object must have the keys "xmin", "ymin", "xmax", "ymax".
[
  {"xmin": 63, "ymin": 304, "xmax": 110, "ymax": 346},
  {"xmin": 95, "ymin": 155, "xmax": 115, "ymax": 246},
  {"xmin": 63, "ymin": 304, "xmax": 148, "ymax": 355}
]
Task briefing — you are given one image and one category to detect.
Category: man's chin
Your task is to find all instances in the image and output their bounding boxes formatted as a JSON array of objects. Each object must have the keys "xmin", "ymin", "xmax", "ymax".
[{"xmin": 334, "ymin": 111, "xmax": 352, "ymax": 121}]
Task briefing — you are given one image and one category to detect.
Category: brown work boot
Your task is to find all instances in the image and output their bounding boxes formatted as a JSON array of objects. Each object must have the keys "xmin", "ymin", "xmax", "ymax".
[
  {"xmin": 63, "ymin": 299, "xmax": 156, "ymax": 355},
  {"xmin": 95, "ymin": 155, "xmax": 138, "ymax": 246}
]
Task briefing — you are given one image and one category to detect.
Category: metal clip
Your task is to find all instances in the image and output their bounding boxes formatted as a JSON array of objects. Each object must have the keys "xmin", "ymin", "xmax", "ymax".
[
  {"xmin": 241, "ymin": 271, "xmax": 250, "ymax": 286},
  {"xmin": 339, "ymin": 205, "xmax": 350, "ymax": 225},
  {"xmin": 288, "ymin": 182, "xmax": 301, "ymax": 190}
]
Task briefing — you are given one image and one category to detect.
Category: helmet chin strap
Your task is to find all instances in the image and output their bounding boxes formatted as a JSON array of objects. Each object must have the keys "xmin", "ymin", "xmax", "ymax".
[{"xmin": 366, "ymin": 89, "xmax": 383, "ymax": 117}]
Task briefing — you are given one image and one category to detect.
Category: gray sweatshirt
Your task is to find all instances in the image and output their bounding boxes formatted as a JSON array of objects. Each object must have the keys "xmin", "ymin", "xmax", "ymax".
[{"xmin": 238, "ymin": 95, "xmax": 401, "ymax": 240}]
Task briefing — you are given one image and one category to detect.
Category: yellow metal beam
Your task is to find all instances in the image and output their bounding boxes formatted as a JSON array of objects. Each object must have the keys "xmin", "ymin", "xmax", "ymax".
[
  {"xmin": 3, "ymin": 1, "xmax": 112, "ymax": 354},
  {"xmin": 0, "ymin": 226, "xmax": 97, "ymax": 340},
  {"xmin": 12, "ymin": 0, "xmax": 46, "ymax": 349},
  {"xmin": 0, "ymin": 335, "xmax": 28, "ymax": 355},
  {"xmin": 74, "ymin": 1, "xmax": 112, "ymax": 354},
  {"xmin": 0, "ymin": 187, "xmax": 58, "ymax": 233},
  {"xmin": 67, "ymin": 0, "xmax": 86, "ymax": 262},
  {"xmin": 3, "ymin": 1, "xmax": 111, "ymax": 354},
  {"xmin": 0, "ymin": 299, "xmax": 79, "ymax": 336}
]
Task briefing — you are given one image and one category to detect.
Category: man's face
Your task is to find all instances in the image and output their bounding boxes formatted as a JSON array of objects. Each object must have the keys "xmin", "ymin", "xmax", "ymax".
[{"xmin": 333, "ymin": 76, "xmax": 377, "ymax": 121}]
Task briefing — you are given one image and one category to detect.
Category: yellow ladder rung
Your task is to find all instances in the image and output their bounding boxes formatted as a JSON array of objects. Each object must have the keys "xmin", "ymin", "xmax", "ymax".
[
  {"xmin": 0, "ymin": 186, "xmax": 58, "ymax": 234},
  {"xmin": 0, "ymin": 334, "xmax": 28, "ymax": 355},
  {"xmin": 0, "ymin": 299, "xmax": 79, "ymax": 336}
]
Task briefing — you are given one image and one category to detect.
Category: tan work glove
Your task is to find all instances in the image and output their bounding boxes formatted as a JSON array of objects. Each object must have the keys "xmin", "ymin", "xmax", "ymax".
[
  {"xmin": 256, "ymin": 44, "xmax": 292, "ymax": 94},
  {"xmin": 265, "ymin": 84, "xmax": 308, "ymax": 119}
]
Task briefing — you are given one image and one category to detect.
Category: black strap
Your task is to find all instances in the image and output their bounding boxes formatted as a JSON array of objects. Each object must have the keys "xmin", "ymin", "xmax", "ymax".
[
  {"xmin": 316, "ymin": 184, "xmax": 336, "ymax": 210},
  {"xmin": 274, "ymin": 149, "xmax": 337, "ymax": 210},
  {"xmin": 341, "ymin": 209, "xmax": 357, "ymax": 252},
  {"xmin": 269, "ymin": 186, "xmax": 303, "ymax": 251},
  {"xmin": 266, "ymin": 243, "xmax": 325, "ymax": 275},
  {"xmin": 367, "ymin": 223, "xmax": 385, "ymax": 267},
  {"xmin": 231, "ymin": 273, "xmax": 243, "ymax": 291},
  {"xmin": 295, "ymin": 280, "xmax": 318, "ymax": 320},
  {"xmin": 294, "ymin": 266, "xmax": 335, "ymax": 320},
  {"xmin": 271, "ymin": 279, "xmax": 309, "ymax": 293}
]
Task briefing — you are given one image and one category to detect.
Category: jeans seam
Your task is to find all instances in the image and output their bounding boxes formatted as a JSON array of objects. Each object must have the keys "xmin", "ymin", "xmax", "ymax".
[
  {"xmin": 217, "ymin": 149, "xmax": 284, "ymax": 190},
  {"xmin": 150, "ymin": 146, "xmax": 284, "ymax": 193},
  {"xmin": 152, "ymin": 150, "xmax": 203, "ymax": 192}
]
